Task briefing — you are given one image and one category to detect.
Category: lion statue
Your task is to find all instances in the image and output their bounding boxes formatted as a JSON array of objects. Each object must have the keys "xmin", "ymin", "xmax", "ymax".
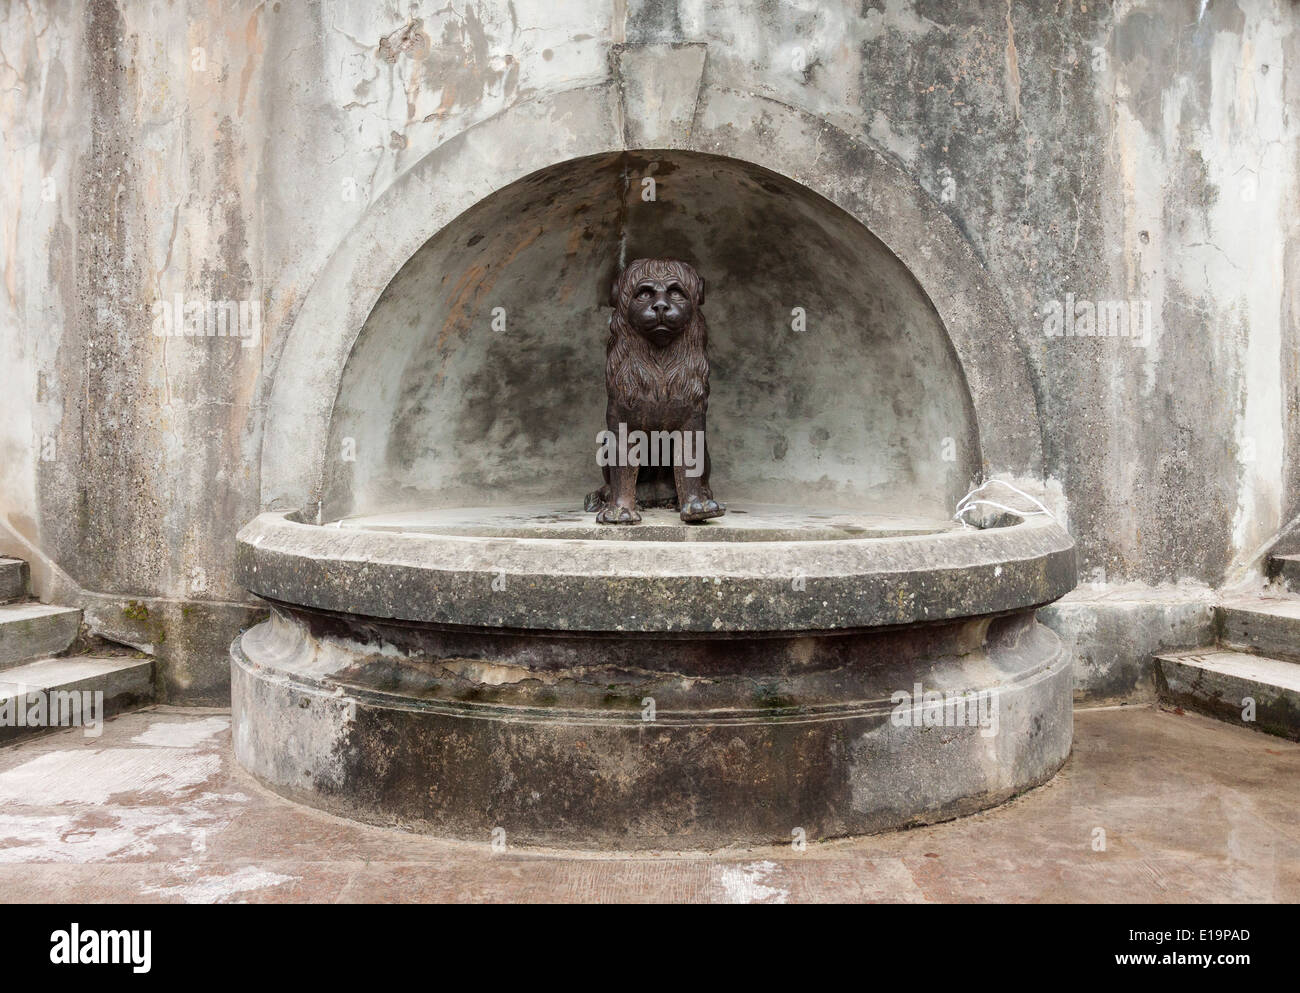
[{"xmin": 585, "ymin": 258, "xmax": 725, "ymax": 524}]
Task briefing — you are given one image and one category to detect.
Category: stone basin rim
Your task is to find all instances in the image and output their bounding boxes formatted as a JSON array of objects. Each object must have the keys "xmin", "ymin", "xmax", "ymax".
[{"xmin": 236, "ymin": 509, "xmax": 1076, "ymax": 632}]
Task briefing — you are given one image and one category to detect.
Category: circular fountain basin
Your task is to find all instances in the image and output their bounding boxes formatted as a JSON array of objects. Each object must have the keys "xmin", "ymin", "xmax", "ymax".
[{"xmin": 231, "ymin": 504, "xmax": 1076, "ymax": 849}]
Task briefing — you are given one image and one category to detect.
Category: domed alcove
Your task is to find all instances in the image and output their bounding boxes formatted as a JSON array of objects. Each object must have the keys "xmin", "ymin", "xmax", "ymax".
[{"xmin": 319, "ymin": 150, "xmax": 978, "ymax": 526}]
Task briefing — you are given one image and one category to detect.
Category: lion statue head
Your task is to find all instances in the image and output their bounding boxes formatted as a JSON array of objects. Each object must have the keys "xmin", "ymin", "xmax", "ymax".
[{"xmin": 606, "ymin": 258, "xmax": 709, "ymax": 411}]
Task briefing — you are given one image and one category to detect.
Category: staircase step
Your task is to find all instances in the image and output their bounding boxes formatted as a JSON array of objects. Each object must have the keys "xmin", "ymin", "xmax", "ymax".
[
  {"xmin": 1153, "ymin": 649, "xmax": 1300, "ymax": 740},
  {"xmin": 0, "ymin": 656, "xmax": 154, "ymax": 744},
  {"xmin": 0, "ymin": 603, "xmax": 82, "ymax": 668},
  {"xmin": 0, "ymin": 559, "xmax": 27, "ymax": 603},
  {"xmin": 1271, "ymin": 554, "xmax": 1300, "ymax": 588},
  {"xmin": 1219, "ymin": 594, "xmax": 1300, "ymax": 662}
]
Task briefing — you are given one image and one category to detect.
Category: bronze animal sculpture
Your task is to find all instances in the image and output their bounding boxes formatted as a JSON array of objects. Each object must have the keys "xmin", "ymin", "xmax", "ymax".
[{"xmin": 586, "ymin": 258, "xmax": 725, "ymax": 524}]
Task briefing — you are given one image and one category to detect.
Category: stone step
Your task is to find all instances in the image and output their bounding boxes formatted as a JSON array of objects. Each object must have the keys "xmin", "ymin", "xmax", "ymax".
[
  {"xmin": 0, "ymin": 656, "xmax": 154, "ymax": 744},
  {"xmin": 1153, "ymin": 649, "xmax": 1300, "ymax": 741},
  {"xmin": 1220, "ymin": 594, "xmax": 1300, "ymax": 662},
  {"xmin": 0, "ymin": 558, "xmax": 27, "ymax": 603},
  {"xmin": 1271, "ymin": 554, "xmax": 1300, "ymax": 588},
  {"xmin": 0, "ymin": 602, "xmax": 82, "ymax": 668}
]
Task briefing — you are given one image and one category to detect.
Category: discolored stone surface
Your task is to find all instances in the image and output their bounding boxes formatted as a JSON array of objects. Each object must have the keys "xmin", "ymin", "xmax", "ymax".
[
  {"xmin": 1220, "ymin": 592, "xmax": 1300, "ymax": 663},
  {"xmin": 0, "ymin": 603, "xmax": 82, "ymax": 669},
  {"xmin": 0, "ymin": 559, "xmax": 27, "ymax": 604},
  {"xmin": 1038, "ymin": 586, "xmax": 1218, "ymax": 704},
  {"xmin": 1153, "ymin": 649, "xmax": 1300, "ymax": 741},
  {"xmin": 236, "ymin": 511, "xmax": 1076, "ymax": 633},
  {"xmin": 231, "ymin": 604, "xmax": 1074, "ymax": 849},
  {"xmin": 0, "ymin": 656, "xmax": 154, "ymax": 745}
]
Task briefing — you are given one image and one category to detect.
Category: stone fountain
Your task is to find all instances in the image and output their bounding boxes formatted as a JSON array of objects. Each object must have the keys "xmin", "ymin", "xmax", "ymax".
[{"xmin": 231, "ymin": 149, "xmax": 1076, "ymax": 849}]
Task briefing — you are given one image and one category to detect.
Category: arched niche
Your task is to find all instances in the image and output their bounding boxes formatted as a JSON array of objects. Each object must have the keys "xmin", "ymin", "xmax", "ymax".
[
  {"xmin": 259, "ymin": 80, "xmax": 1043, "ymax": 519},
  {"xmin": 321, "ymin": 149, "xmax": 978, "ymax": 521}
]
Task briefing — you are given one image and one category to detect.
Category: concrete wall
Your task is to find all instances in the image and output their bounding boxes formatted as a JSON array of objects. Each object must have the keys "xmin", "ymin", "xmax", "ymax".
[{"xmin": 1, "ymin": 0, "xmax": 1297, "ymax": 702}]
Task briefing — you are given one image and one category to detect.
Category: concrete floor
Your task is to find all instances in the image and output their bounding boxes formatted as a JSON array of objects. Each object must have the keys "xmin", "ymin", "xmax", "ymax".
[{"xmin": 0, "ymin": 705, "xmax": 1295, "ymax": 903}]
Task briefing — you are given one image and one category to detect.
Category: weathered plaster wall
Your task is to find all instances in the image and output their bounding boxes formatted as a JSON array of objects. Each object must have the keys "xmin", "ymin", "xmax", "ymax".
[{"xmin": 1, "ymin": 0, "xmax": 1296, "ymax": 702}]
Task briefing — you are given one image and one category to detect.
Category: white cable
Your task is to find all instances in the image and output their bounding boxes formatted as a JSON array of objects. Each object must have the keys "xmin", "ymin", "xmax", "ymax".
[
  {"xmin": 956, "ymin": 478, "xmax": 1052, "ymax": 517},
  {"xmin": 954, "ymin": 479, "xmax": 1054, "ymax": 527}
]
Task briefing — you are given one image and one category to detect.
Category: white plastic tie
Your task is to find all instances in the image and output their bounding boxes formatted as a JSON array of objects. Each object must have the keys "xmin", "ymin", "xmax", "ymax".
[{"xmin": 954, "ymin": 479, "xmax": 1054, "ymax": 528}]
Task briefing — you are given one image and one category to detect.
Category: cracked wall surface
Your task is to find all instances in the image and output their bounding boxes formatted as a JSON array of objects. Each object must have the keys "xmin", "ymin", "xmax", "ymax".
[{"xmin": 0, "ymin": 0, "xmax": 1297, "ymax": 701}]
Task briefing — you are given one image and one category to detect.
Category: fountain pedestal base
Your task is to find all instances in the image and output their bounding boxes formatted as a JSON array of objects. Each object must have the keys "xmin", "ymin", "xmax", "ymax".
[{"xmin": 231, "ymin": 507, "xmax": 1076, "ymax": 849}]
